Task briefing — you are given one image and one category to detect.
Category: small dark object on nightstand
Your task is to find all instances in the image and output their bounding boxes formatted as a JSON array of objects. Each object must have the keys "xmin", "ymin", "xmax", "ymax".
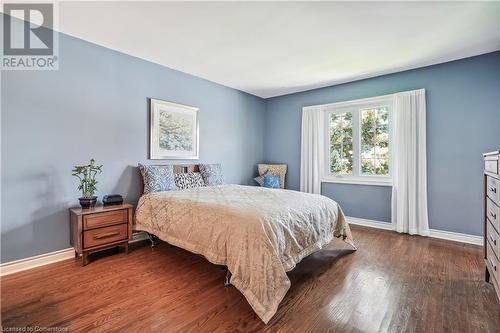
[{"xmin": 103, "ymin": 194, "xmax": 124, "ymax": 206}]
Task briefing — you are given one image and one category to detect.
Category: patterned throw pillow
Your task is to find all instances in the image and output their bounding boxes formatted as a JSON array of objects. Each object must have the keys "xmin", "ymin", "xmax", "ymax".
[
  {"xmin": 263, "ymin": 175, "xmax": 280, "ymax": 189},
  {"xmin": 254, "ymin": 171, "xmax": 269, "ymax": 186},
  {"xmin": 199, "ymin": 163, "xmax": 224, "ymax": 186},
  {"xmin": 138, "ymin": 164, "xmax": 177, "ymax": 194},
  {"xmin": 174, "ymin": 172, "xmax": 206, "ymax": 190}
]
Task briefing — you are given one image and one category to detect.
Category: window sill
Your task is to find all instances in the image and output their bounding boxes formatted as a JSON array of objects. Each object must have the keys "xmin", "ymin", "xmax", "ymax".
[{"xmin": 321, "ymin": 177, "xmax": 392, "ymax": 187}]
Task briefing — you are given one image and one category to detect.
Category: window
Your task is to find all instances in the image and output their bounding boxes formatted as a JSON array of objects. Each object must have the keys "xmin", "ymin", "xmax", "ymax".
[
  {"xmin": 323, "ymin": 96, "xmax": 393, "ymax": 186},
  {"xmin": 329, "ymin": 112, "xmax": 353, "ymax": 175},
  {"xmin": 360, "ymin": 107, "xmax": 390, "ymax": 176}
]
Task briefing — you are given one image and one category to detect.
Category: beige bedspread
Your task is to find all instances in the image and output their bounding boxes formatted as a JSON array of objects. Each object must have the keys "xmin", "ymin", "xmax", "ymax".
[{"xmin": 134, "ymin": 184, "xmax": 355, "ymax": 323}]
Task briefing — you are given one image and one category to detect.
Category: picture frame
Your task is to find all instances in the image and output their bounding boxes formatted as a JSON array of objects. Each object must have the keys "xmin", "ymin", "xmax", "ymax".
[{"xmin": 149, "ymin": 98, "xmax": 199, "ymax": 159}]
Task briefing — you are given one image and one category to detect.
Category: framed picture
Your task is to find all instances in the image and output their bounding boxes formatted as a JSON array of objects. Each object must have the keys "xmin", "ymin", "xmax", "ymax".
[{"xmin": 149, "ymin": 98, "xmax": 199, "ymax": 159}]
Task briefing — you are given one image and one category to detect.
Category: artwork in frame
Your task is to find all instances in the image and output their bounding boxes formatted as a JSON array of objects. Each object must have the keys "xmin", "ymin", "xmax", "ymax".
[{"xmin": 149, "ymin": 98, "xmax": 199, "ymax": 159}]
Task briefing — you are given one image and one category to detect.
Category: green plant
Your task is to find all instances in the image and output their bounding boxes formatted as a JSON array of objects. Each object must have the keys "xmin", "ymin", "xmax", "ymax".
[{"xmin": 72, "ymin": 158, "xmax": 103, "ymax": 198}]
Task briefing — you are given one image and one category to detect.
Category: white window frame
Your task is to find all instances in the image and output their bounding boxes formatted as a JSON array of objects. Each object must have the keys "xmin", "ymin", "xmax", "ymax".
[{"xmin": 320, "ymin": 94, "xmax": 394, "ymax": 186}]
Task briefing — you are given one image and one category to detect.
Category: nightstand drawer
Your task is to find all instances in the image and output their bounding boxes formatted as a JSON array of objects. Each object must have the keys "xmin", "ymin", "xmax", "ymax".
[
  {"xmin": 84, "ymin": 224, "xmax": 128, "ymax": 249},
  {"xmin": 83, "ymin": 209, "xmax": 128, "ymax": 230}
]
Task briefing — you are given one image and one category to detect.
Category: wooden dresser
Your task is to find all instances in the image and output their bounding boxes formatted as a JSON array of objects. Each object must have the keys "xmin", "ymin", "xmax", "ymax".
[
  {"xmin": 70, "ymin": 204, "xmax": 133, "ymax": 266},
  {"xmin": 484, "ymin": 150, "xmax": 500, "ymax": 299}
]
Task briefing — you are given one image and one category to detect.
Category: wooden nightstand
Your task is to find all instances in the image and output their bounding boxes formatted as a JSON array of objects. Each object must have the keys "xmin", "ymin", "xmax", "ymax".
[{"xmin": 69, "ymin": 203, "xmax": 133, "ymax": 266}]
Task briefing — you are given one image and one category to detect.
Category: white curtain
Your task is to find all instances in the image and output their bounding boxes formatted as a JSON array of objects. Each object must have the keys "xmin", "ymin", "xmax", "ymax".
[
  {"xmin": 300, "ymin": 106, "xmax": 324, "ymax": 194},
  {"xmin": 391, "ymin": 89, "xmax": 429, "ymax": 236}
]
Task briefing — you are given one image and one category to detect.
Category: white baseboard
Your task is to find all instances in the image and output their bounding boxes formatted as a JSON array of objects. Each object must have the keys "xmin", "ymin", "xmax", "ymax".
[
  {"xmin": 346, "ymin": 216, "xmax": 394, "ymax": 230},
  {"xmin": 428, "ymin": 229, "xmax": 483, "ymax": 246},
  {"xmin": 0, "ymin": 247, "xmax": 75, "ymax": 276},
  {"xmin": 131, "ymin": 231, "xmax": 149, "ymax": 243},
  {"xmin": 346, "ymin": 216, "xmax": 483, "ymax": 246},
  {"xmin": 0, "ymin": 232, "xmax": 150, "ymax": 277}
]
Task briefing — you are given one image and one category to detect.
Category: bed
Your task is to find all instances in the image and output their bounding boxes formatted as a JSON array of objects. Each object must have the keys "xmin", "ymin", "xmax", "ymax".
[{"xmin": 134, "ymin": 165, "xmax": 355, "ymax": 323}]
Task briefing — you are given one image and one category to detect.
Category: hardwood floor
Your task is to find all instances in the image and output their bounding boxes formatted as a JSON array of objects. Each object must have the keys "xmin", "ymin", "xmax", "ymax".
[{"xmin": 1, "ymin": 225, "xmax": 499, "ymax": 332}]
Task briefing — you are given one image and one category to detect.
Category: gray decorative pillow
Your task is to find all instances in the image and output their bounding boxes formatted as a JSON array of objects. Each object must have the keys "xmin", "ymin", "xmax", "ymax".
[
  {"xmin": 138, "ymin": 164, "xmax": 177, "ymax": 194},
  {"xmin": 254, "ymin": 171, "xmax": 269, "ymax": 186},
  {"xmin": 199, "ymin": 163, "xmax": 224, "ymax": 186},
  {"xmin": 174, "ymin": 172, "xmax": 206, "ymax": 190}
]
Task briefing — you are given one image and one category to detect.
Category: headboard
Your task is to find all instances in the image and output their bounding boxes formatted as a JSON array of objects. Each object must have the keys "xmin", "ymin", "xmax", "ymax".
[{"xmin": 172, "ymin": 164, "xmax": 200, "ymax": 174}]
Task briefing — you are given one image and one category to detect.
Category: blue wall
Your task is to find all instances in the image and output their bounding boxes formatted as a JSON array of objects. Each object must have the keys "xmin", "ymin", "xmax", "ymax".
[
  {"xmin": 265, "ymin": 51, "xmax": 500, "ymax": 235},
  {"xmin": 1, "ymin": 28, "xmax": 266, "ymax": 262}
]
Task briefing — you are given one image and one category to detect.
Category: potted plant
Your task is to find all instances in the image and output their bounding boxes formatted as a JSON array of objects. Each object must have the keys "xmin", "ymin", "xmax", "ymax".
[{"xmin": 72, "ymin": 158, "xmax": 103, "ymax": 208}]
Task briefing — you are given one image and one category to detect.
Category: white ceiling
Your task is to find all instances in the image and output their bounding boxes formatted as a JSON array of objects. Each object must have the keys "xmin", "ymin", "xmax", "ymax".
[{"xmin": 55, "ymin": 2, "xmax": 500, "ymax": 97}]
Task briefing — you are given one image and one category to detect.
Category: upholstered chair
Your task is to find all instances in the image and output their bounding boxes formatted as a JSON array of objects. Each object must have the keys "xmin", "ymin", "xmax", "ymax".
[{"xmin": 257, "ymin": 164, "xmax": 287, "ymax": 189}]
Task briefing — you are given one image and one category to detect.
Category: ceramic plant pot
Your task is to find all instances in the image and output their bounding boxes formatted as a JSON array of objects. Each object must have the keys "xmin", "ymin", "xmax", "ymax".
[{"xmin": 79, "ymin": 196, "xmax": 97, "ymax": 209}]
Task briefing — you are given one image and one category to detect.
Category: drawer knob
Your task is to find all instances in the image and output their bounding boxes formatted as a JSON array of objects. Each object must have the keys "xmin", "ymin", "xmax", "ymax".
[
  {"xmin": 490, "ymin": 186, "xmax": 497, "ymax": 194},
  {"xmin": 490, "ymin": 235, "xmax": 497, "ymax": 246},
  {"xmin": 93, "ymin": 231, "xmax": 120, "ymax": 240},
  {"xmin": 490, "ymin": 210, "xmax": 497, "ymax": 220}
]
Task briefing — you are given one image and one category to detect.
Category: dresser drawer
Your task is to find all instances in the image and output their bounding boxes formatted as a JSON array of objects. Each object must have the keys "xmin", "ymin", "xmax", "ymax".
[
  {"xmin": 487, "ymin": 176, "xmax": 500, "ymax": 206},
  {"xmin": 487, "ymin": 220, "xmax": 500, "ymax": 259},
  {"xmin": 485, "ymin": 155, "xmax": 499, "ymax": 176},
  {"xmin": 487, "ymin": 242, "xmax": 500, "ymax": 282},
  {"xmin": 83, "ymin": 209, "xmax": 128, "ymax": 230},
  {"xmin": 487, "ymin": 197, "xmax": 499, "ymax": 231},
  {"xmin": 83, "ymin": 224, "xmax": 128, "ymax": 249}
]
